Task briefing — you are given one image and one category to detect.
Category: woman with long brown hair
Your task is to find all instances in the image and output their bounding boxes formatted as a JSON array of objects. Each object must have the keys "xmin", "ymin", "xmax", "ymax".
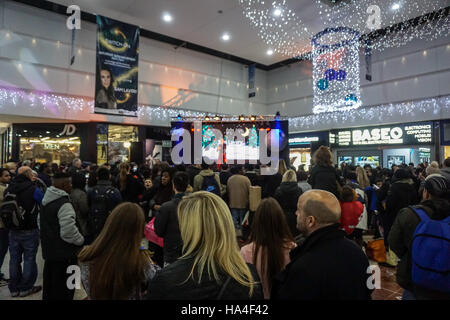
[
  {"xmin": 240, "ymin": 198, "xmax": 296, "ymax": 299},
  {"xmin": 78, "ymin": 202, "xmax": 159, "ymax": 300},
  {"xmin": 117, "ymin": 162, "xmax": 144, "ymax": 203}
]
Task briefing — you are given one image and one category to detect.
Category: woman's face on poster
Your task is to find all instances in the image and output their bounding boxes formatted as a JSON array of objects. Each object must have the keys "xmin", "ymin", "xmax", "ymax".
[{"xmin": 100, "ymin": 70, "xmax": 111, "ymax": 89}]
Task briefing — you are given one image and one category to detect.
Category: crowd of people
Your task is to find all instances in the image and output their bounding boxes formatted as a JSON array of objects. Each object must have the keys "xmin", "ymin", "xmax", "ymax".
[{"xmin": 0, "ymin": 146, "xmax": 449, "ymax": 300}]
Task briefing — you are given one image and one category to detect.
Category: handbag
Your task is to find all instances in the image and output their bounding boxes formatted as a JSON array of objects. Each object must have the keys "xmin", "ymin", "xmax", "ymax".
[
  {"xmin": 144, "ymin": 217, "xmax": 164, "ymax": 247},
  {"xmin": 366, "ymin": 238, "xmax": 386, "ymax": 263}
]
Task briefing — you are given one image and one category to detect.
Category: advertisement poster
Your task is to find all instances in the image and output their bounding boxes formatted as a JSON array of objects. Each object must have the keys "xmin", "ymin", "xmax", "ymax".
[{"xmin": 95, "ymin": 15, "xmax": 139, "ymax": 117}]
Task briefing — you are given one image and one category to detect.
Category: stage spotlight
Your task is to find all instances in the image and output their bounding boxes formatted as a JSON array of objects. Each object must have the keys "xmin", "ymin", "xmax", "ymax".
[
  {"xmin": 205, "ymin": 116, "xmax": 210, "ymax": 121},
  {"xmin": 214, "ymin": 115, "xmax": 221, "ymax": 121},
  {"xmin": 250, "ymin": 115, "xmax": 256, "ymax": 121},
  {"xmin": 239, "ymin": 115, "xmax": 245, "ymax": 121}
]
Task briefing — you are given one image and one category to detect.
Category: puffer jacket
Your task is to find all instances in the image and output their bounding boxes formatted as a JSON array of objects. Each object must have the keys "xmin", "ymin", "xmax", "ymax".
[
  {"xmin": 274, "ymin": 182, "xmax": 303, "ymax": 236},
  {"xmin": 146, "ymin": 257, "xmax": 263, "ymax": 300},
  {"xmin": 385, "ymin": 178, "xmax": 419, "ymax": 220},
  {"xmin": 388, "ymin": 198, "xmax": 450, "ymax": 300},
  {"xmin": 40, "ymin": 186, "xmax": 84, "ymax": 260}
]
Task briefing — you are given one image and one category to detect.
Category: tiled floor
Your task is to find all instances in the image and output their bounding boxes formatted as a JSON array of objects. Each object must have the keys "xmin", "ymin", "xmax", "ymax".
[{"xmin": 0, "ymin": 237, "xmax": 404, "ymax": 300}]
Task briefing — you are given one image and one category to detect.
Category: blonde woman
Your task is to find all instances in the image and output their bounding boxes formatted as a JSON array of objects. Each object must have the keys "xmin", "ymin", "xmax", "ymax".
[
  {"xmin": 356, "ymin": 166, "xmax": 370, "ymax": 190},
  {"xmin": 274, "ymin": 170, "xmax": 303, "ymax": 237},
  {"xmin": 146, "ymin": 191, "xmax": 263, "ymax": 300}
]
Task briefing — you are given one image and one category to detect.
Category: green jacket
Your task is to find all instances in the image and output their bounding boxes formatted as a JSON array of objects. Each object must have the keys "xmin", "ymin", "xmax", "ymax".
[{"xmin": 388, "ymin": 198, "xmax": 450, "ymax": 299}]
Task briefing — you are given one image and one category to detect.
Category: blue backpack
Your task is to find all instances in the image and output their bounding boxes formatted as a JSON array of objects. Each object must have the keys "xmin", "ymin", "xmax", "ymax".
[
  {"xmin": 410, "ymin": 207, "xmax": 450, "ymax": 293},
  {"xmin": 201, "ymin": 175, "xmax": 220, "ymax": 196}
]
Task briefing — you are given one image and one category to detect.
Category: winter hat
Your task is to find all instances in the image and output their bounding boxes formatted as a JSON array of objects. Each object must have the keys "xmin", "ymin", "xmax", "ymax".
[{"xmin": 424, "ymin": 175, "xmax": 450, "ymax": 198}]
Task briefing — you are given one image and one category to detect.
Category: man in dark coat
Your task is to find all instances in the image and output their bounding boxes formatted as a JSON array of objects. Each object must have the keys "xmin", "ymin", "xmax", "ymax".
[
  {"xmin": 154, "ymin": 171, "xmax": 189, "ymax": 266},
  {"xmin": 388, "ymin": 175, "xmax": 450, "ymax": 300},
  {"xmin": 272, "ymin": 190, "xmax": 372, "ymax": 300},
  {"xmin": 5, "ymin": 166, "xmax": 44, "ymax": 298}
]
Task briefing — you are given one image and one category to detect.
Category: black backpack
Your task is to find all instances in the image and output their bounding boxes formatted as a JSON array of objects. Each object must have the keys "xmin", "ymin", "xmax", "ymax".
[
  {"xmin": 201, "ymin": 175, "xmax": 220, "ymax": 196},
  {"xmin": 88, "ymin": 186, "xmax": 115, "ymax": 240},
  {"xmin": 0, "ymin": 192, "xmax": 26, "ymax": 229}
]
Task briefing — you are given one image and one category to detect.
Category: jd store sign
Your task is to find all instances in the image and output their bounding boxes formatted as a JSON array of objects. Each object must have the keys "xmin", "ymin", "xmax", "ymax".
[{"xmin": 59, "ymin": 124, "xmax": 77, "ymax": 136}]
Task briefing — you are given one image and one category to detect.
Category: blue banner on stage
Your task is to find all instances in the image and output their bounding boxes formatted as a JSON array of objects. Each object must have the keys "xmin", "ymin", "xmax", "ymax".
[{"xmin": 95, "ymin": 15, "xmax": 139, "ymax": 117}]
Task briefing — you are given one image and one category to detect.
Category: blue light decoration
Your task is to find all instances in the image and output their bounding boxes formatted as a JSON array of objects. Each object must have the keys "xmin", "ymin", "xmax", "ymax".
[
  {"xmin": 345, "ymin": 93, "xmax": 358, "ymax": 104},
  {"xmin": 324, "ymin": 69, "xmax": 336, "ymax": 81},
  {"xmin": 312, "ymin": 26, "xmax": 361, "ymax": 113},
  {"xmin": 317, "ymin": 79, "xmax": 329, "ymax": 91},
  {"xmin": 336, "ymin": 69, "xmax": 346, "ymax": 81}
]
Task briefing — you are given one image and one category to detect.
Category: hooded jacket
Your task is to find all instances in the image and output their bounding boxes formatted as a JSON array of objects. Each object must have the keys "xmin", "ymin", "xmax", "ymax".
[
  {"xmin": 193, "ymin": 170, "xmax": 224, "ymax": 195},
  {"xmin": 40, "ymin": 186, "xmax": 84, "ymax": 261},
  {"xmin": 440, "ymin": 167, "xmax": 450, "ymax": 182},
  {"xmin": 274, "ymin": 182, "xmax": 303, "ymax": 236},
  {"xmin": 388, "ymin": 198, "xmax": 450, "ymax": 300},
  {"xmin": 5, "ymin": 174, "xmax": 43, "ymax": 230}
]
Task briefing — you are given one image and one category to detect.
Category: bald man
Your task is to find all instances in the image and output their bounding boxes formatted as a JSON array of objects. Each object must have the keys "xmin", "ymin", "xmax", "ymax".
[
  {"xmin": 3, "ymin": 166, "xmax": 44, "ymax": 297},
  {"xmin": 271, "ymin": 190, "xmax": 372, "ymax": 300}
]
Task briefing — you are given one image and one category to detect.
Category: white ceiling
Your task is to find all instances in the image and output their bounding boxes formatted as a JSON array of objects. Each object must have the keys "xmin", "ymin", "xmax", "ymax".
[{"xmin": 49, "ymin": 0, "xmax": 449, "ymax": 65}]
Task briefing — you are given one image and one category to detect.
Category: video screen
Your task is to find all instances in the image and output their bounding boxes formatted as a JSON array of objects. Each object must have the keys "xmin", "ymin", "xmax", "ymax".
[
  {"xmin": 354, "ymin": 156, "xmax": 380, "ymax": 168},
  {"xmin": 387, "ymin": 155, "xmax": 405, "ymax": 168},
  {"xmin": 202, "ymin": 124, "xmax": 260, "ymax": 162},
  {"xmin": 338, "ymin": 156, "xmax": 353, "ymax": 165}
]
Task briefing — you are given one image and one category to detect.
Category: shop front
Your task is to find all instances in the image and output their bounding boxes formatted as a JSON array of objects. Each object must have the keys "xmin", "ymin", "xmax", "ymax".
[
  {"xmin": 289, "ymin": 131, "xmax": 329, "ymax": 171},
  {"xmin": 330, "ymin": 121, "xmax": 435, "ymax": 168},
  {"xmin": 441, "ymin": 120, "xmax": 450, "ymax": 161},
  {"xmin": 12, "ymin": 123, "xmax": 84, "ymax": 165},
  {"xmin": 11, "ymin": 122, "xmax": 172, "ymax": 166}
]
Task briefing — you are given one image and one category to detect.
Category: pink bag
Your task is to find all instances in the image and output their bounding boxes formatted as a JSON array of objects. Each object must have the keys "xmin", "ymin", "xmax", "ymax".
[{"xmin": 145, "ymin": 217, "xmax": 164, "ymax": 247}]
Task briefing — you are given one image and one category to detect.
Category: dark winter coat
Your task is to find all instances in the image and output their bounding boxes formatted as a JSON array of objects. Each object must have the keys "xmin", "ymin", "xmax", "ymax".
[
  {"xmin": 271, "ymin": 224, "xmax": 372, "ymax": 300},
  {"xmin": 274, "ymin": 182, "xmax": 303, "ymax": 237},
  {"xmin": 118, "ymin": 174, "xmax": 144, "ymax": 203},
  {"xmin": 308, "ymin": 165, "xmax": 341, "ymax": 198},
  {"xmin": 262, "ymin": 172, "xmax": 282, "ymax": 198},
  {"xmin": 38, "ymin": 172, "xmax": 52, "ymax": 188},
  {"xmin": 385, "ymin": 178, "xmax": 419, "ymax": 222},
  {"xmin": 5, "ymin": 174, "xmax": 43, "ymax": 230},
  {"xmin": 388, "ymin": 198, "xmax": 450, "ymax": 300},
  {"xmin": 154, "ymin": 193, "xmax": 185, "ymax": 264},
  {"xmin": 146, "ymin": 257, "xmax": 263, "ymax": 300}
]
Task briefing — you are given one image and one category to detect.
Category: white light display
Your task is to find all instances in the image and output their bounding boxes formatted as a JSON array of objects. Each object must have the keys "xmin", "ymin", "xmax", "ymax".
[
  {"xmin": 238, "ymin": 0, "xmax": 449, "ymax": 57},
  {"xmin": 312, "ymin": 27, "xmax": 361, "ymax": 113},
  {"xmin": 288, "ymin": 95, "xmax": 450, "ymax": 133}
]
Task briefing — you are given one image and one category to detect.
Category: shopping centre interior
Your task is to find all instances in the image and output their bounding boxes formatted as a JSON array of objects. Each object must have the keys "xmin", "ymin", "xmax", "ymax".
[{"xmin": 0, "ymin": 0, "xmax": 449, "ymax": 305}]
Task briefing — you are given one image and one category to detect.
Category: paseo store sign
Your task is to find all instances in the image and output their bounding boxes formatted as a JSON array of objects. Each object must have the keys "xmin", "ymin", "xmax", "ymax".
[{"xmin": 330, "ymin": 122, "xmax": 433, "ymax": 147}]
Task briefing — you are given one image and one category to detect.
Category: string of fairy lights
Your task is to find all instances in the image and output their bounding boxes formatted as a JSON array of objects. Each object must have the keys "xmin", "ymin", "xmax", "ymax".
[
  {"xmin": 0, "ymin": 87, "xmax": 448, "ymax": 134},
  {"xmin": 238, "ymin": 0, "xmax": 449, "ymax": 114},
  {"xmin": 238, "ymin": 0, "xmax": 449, "ymax": 57}
]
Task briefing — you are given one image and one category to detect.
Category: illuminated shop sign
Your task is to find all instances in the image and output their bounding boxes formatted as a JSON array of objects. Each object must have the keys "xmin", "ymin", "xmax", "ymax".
[
  {"xmin": 330, "ymin": 122, "xmax": 433, "ymax": 147},
  {"xmin": 289, "ymin": 136, "xmax": 320, "ymax": 145},
  {"xmin": 289, "ymin": 131, "xmax": 329, "ymax": 146}
]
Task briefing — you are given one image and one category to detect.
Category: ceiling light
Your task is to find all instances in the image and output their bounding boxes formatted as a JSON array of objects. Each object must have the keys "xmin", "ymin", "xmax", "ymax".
[
  {"xmin": 266, "ymin": 49, "xmax": 274, "ymax": 55},
  {"xmin": 273, "ymin": 8, "xmax": 282, "ymax": 17},
  {"xmin": 162, "ymin": 12, "xmax": 173, "ymax": 23},
  {"xmin": 221, "ymin": 33, "xmax": 230, "ymax": 41},
  {"xmin": 391, "ymin": 3, "xmax": 400, "ymax": 10}
]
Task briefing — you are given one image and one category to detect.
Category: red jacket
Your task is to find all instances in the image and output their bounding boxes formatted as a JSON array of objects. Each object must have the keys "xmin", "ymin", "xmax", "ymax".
[{"xmin": 340, "ymin": 201, "xmax": 364, "ymax": 235}]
